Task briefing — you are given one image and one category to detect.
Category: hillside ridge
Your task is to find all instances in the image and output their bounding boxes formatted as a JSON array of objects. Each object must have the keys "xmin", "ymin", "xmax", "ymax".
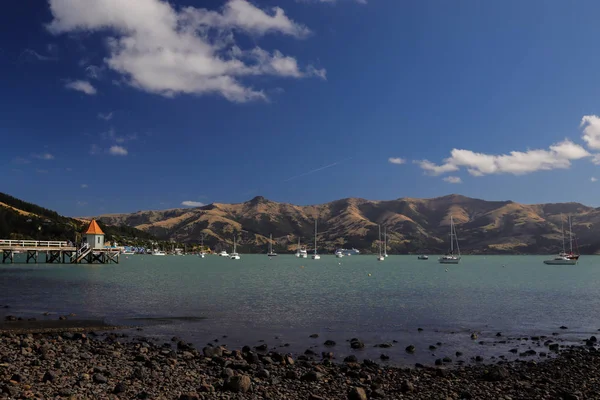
[{"xmin": 92, "ymin": 194, "xmax": 600, "ymax": 255}]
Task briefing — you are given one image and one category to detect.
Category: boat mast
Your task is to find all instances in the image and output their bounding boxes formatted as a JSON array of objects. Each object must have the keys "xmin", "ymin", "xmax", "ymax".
[
  {"xmin": 569, "ymin": 216, "xmax": 573, "ymax": 254},
  {"xmin": 378, "ymin": 225, "xmax": 382, "ymax": 256},
  {"xmin": 314, "ymin": 220, "xmax": 318, "ymax": 255},
  {"xmin": 450, "ymin": 217, "xmax": 454, "ymax": 254},
  {"xmin": 269, "ymin": 234, "xmax": 272, "ymax": 254},
  {"xmin": 561, "ymin": 215, "xmax": 565, "ymax": 254},
  {"xmin": 384, "ymin": 227, "xmax": 387, "ymax": 255}
]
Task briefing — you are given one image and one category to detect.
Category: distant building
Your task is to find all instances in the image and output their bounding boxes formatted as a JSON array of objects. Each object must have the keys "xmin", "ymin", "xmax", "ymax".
[{"xmin": 84, "ymin": 219, "xmax": 105, "ymax": 249}]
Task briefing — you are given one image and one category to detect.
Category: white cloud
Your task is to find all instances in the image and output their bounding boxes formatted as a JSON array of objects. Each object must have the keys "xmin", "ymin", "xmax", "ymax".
[
  {"xmin": 181, "ymin": 201, "xmax": 206, "ymax": 207},
  {"xmin": 36, "ymin": 169, "xmax": 49, "ymax": 174},
  {"xmin": 417, "ymin": 140, "xmax": 590, "ymax": 177},
  {"xmin": 388, "ymin": 157, "xmax": 406, "ymax": 165},
  {"xmin": 414, "ymin": 160, "xmax": 459, "ymax": 175},
  {"xmin": 81, "ymin": 184, "xmax": 88, "ymax": 188},
  {"xmin": 108, "ymin": 145, "xmax": 128, "ymax": 156},
  {"xmin": 33, "ymin": 153, "xmax": 55, "ymax": 160},
  {"xmin": 12, "ymin": 157, "xmax": 30, "ymax": 165},
  {"xmin": 591, "ymin": 177, "xmax": 598, "ymax": 183},
  {"xmin": 581, "ymin": 115, "xmax": 600, "ymax": 150},
  {"xmin": 47, "ymin": 0, "xmax": 325, "ymax": 102},
  {"xmin": 65, "ymin": 79, "xmax": 97, "ymax": 95},
  {"xmin": 443, "ymin": 176, "xmax": 462, "ymax": 184},
  {"xmin": 98, "ymin": 111, "xmax": 113, "ymax": 121}
]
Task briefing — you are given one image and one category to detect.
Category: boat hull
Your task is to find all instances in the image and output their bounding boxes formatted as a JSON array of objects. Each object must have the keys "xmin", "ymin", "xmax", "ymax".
[
  {"xmin": 312, "ymin": 255, "xmax": 320, "ymax": 260},
  {"xmin": 267, "ymin": 253, "xmax": 278, "ymax": 257},
  {"xmin": 439, "ymin": 258, "xmax": 460, "ymax": 264},
  {"xmin": 543, "ymin": 259, "xmax": 577, "ymax": 265}
]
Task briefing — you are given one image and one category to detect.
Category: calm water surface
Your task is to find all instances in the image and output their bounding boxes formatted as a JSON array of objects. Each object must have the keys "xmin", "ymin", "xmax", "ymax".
[{"xmin": 1, "ymin": 255, "xmax": 599, "ymax": 365}]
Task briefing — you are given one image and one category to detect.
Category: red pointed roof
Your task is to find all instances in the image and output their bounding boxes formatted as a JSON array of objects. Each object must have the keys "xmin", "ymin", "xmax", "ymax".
[{"xmin": 85, "ymin": 219, "xmax": 104, "ymax": 235}]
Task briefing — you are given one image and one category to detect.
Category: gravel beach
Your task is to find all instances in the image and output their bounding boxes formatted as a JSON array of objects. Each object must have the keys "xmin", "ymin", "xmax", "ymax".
[{"xmin": 1, "ymin": 321, "xmax": 599, "ymax": 400}]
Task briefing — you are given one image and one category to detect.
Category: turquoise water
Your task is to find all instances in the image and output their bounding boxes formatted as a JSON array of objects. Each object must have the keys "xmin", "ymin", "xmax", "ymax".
[{"xmin": 1, "ymin": 254, "xmax": 599, "ymax": 364}]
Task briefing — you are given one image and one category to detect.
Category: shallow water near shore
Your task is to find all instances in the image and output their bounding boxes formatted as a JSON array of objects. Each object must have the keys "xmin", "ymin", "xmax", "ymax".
[{"xmin": 1, "ymin": 254, "xmax": 599, "ymax": 365}]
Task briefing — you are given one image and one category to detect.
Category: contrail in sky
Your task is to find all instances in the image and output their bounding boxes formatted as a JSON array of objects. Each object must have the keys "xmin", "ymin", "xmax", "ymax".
[{"xmin": 283, "ymin": 157, "xmax": 352, "ymax": 183}]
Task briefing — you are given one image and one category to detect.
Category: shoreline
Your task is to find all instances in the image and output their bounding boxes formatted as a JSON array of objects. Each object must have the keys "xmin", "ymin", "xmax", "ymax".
[{"xmin": 1, "ymin": 319, "xmax": 599, "ymax": 399}]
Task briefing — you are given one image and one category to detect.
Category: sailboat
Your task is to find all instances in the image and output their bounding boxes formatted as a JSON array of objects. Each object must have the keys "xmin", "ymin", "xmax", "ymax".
[
  {"xmin": 439, "ymin": 216, "xmax": 460, "ymax": 264},
  {"xmin": 559, "ymin": 215, "xmax": 580, "ymax": 261},
  {"xmin": 377, "ymin": 225, "xmax": 385, "ymax": 261},
  {"xmin": 230, "ymin": 236, "xmax": 240, "ymax": 260},
  {"xmin": 383, "ymin": 227, "xmax": 388, "ymax": 257},
  {"xmin": 199, "ymin": 235, "xmax": 205, "ymax": 258},
  {"xmin": 295, "ymin": 238, "xmax": 308, "ymax": 258},
  {"xmin": 544, "ymin": 215, "xmax": 576, "ymax": 265},
  {"xmin": 267, "ymin": 234, "xmax": 277, "ymax": 257},
  {"xmin": 312, "ymin": 220, "xmax": 320, "ymax": 260}
]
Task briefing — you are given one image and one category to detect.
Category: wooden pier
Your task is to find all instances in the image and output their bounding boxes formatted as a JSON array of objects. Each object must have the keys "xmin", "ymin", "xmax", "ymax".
[{"xmin": 0, "ymin": 240, "xmax": 119, "ymax": 264}]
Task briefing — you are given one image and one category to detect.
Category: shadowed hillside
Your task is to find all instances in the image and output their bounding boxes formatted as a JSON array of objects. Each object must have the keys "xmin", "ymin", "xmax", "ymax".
[{"xmin": 93, "ymin": 194, "xmax": 600, "ymax": 255}]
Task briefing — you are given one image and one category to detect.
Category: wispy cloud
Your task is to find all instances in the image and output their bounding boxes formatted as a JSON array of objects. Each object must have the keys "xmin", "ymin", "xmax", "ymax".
[
  {"xmin": 81, "ymin": 184, "xmax": 88, "ymax": 188},
  {"xmin": 65, "ymin": 80, "xmax": 97, "ymax": 95},
  {"xmin": 443, "ymin": 176, "xmax": 462, "ymax": 184},
  {"xmin": 98, "ymin": 111, "xmax": 113, "ymax": 121},
  {"xmin": 181, "ymin": 201, "xmax": 206, "ymax": 207},
  {"xmin": 12, "ymin": 157, "xmax": 30, "ymax": 165},
  {"xmin": 283, "ymin": 157, "xmax": 351, "ymax": 182},
  {"xmin": 108, "ymin": 145, "xmax": 128, "ymax": 156},
  {"xmin": 388, "ymin": 157, "xmax": 406, "ymax": 165},
  {"xmin": 47, "ymin": 0, "xmax": 325, "ymax": 102},
  {"xmin": 101, "ymin": 127, "xmax": 137, "ymax": 143},
  {"xmin": 19, "ymin": 48, "xmax": 57, "ymax": 62},
  {"xmin": 36, "ymin": 169, "xmax": 49, "ymax": 174},
  {"xmin": 591, "ymin": 177, "xmax": 597, "ymax": 183},
  {"xmin": 297, "ymin": 0, "xmax": 366, "ymax": 3},
  {"xmin": 32, "ymin": 153, "xmax": 55, "ymax": 160},
  {"xmin": 90, "ymin": 144, "xmax": 101, "ymax": 155},
  {"xmin": 85, "ymin": 65, "xmax": 104, "ymax": 79}
]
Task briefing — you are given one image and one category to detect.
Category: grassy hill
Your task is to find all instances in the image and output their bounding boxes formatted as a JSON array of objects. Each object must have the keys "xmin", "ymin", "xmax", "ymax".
[
  {"xmin": 93, "ymin": 194, "xmax": 600, "ymax": 255},
  {"xmin": 0, "ymin": 192, "xmax": 157, "ymax": 246}
]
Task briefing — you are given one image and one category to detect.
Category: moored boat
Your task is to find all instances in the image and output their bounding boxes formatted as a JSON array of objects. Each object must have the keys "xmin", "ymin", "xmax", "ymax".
[
  {"xmin": 267, "ymin": 234, "xmax": 277, "ymax": 257},
  {"xmin": 418, "ymin": 255, "xmax": 429, "ymax": 260},
  {"xmin": 439, "ymin": 216, "xmax": 461, "ymax": 264}
]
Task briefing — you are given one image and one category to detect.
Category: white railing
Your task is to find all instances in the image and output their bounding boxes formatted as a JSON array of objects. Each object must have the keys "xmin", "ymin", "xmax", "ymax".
[
  {"xmin": 0, "ymin": 240, "xmax": 71, "ymax": 248},
  {"xmin": 76, "ymin": 242, "xmax": 90, "ymax": 257}
]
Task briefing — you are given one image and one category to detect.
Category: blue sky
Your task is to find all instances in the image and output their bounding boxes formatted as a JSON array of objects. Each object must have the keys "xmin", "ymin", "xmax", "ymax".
[{"xmin": 3, "ymin": 0, "xmax": 600, "ymax": 216}]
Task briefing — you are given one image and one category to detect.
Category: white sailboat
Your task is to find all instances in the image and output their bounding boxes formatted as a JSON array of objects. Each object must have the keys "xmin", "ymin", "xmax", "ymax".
[
  {"xmin": 295, "ymin": 238, "xmax": 308, "ymax": 258},
  {"xmin": 335, "ymin": 250, "xmax": 344, "ymax": 258},
  {"xmin": 384, "ymin": 227, "xmax": 388, "ymax": 257},
  {"xmin": 377, "ymin": 225, "xmax": 385, "ymax": 261},
  {"xmin": 267, "ymin": 234, "xmax": 277, "ymax": 257},
  {"xmin": 230, "ymin": 236, "xmax": 240, "ymax": 260},
  {"xmin": 199, "ymin": 235, "xmax": 205, "ymax": 258},
  {"xmin": 544, "ymin": 215, "xmax": 576, "ymax": 265},
  {"xmin": 312, "ymin": 219, "xmax": 320, "ymax": 260},
  {"xmin": 439, "ymin": 216, "xmax": 461, "ymax": 264}
]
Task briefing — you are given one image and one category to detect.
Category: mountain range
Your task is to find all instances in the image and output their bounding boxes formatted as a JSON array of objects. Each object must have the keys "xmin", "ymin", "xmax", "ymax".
[{"xmin": 93, "ymin": 194, "xmax": 600, "ymax": 255}]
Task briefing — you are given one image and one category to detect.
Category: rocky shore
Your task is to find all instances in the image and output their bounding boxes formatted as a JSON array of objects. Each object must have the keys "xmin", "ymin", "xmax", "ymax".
[{"xmin": 1, "ymin": 325, "xmax": 599, "ymax": 400}]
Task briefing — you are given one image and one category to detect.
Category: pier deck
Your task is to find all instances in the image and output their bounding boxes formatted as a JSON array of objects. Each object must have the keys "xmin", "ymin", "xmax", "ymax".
[{"xmin": 0, "ymin": 240, "xmax": 119, "ymax": 264}]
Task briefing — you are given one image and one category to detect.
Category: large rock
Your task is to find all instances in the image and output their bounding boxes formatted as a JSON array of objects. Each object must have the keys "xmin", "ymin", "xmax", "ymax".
[
  {"xmin": 226, "ymin": 374, "xmax": 251, "ymax": 393},
  {"xmin": 301, "ymin": 371, "xmax": 322, "ymax": 382},
  {"xmin": 350, "ymin": 338, "xmax": 364, "ymax": 349},
  {"xmin": 42, "ymin": 371, "xmax": 56, "ymax": 383},
  {"xmin": 483, "ymin": 366, "xmax": 510, "ymax": 382},
  {"xmin": 348, "ymin": 386, "xmax": 367, "ymax": 400},
  {"xmin": 202, "ymin": 346, "xmax": 223, "ymax": 358}
]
